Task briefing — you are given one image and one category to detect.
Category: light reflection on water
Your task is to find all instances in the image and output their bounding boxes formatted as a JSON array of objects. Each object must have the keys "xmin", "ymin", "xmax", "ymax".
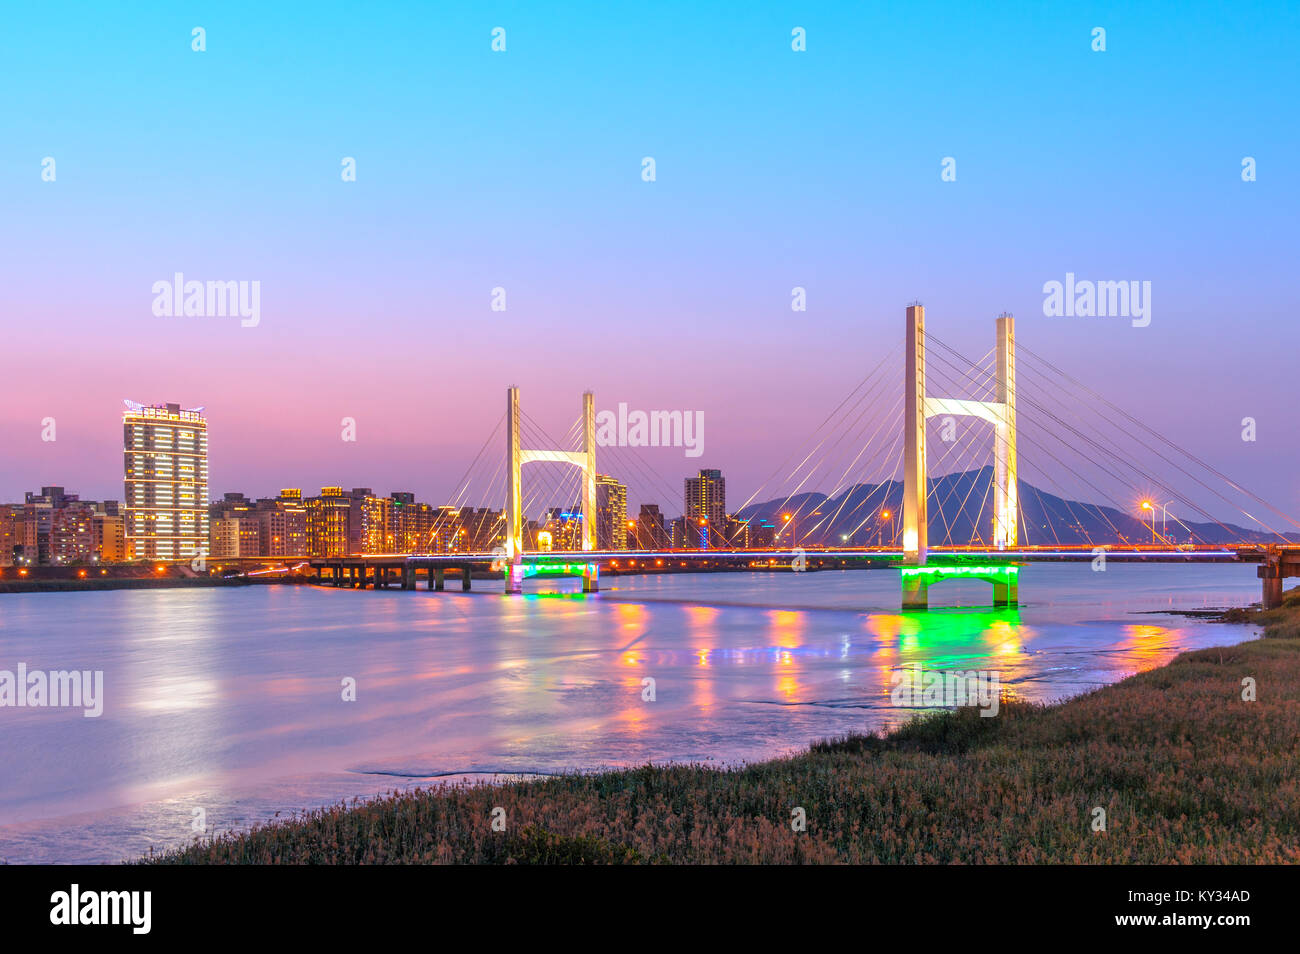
[{"xmin": 0, "ymin": 563, "xmax": 1261, "ymax": 863}]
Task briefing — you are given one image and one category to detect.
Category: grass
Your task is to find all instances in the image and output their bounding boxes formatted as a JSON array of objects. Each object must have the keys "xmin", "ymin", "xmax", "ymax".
[{"xmin": 146, "ymin": 600, "xmax": 1300, "ymax": 864}]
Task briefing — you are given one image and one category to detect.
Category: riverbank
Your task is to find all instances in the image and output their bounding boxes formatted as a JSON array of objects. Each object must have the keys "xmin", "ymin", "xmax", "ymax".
[
  {"xmin": 146, "ymin": 599, "xmax": 1299, "ymax": 864},
  {"xmin": 0, "ymin": 576, "xmax": 288, "ymax": 594}
]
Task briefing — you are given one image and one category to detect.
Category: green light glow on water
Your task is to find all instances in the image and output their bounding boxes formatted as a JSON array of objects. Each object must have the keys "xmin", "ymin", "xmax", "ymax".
[
  {"xmin": 900, "ymin": 565, "xmax": 1020, "ymax": 579},
  {"xmin": 522, "ymin": 563, "xmax": 593, "ymax": 577}
]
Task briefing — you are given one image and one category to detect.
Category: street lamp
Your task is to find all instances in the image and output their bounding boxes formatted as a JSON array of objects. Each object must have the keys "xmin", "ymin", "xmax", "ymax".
[
  {"xmin": 878, "ymin": 509, "xmax": 892, "ymax": 547},
  {"xmin": 1140, "ymin": 500, "xmax": 1155, "ymax": 544},
  {"xmin": 782, "ymin": 513, "xmax": 794, "ymax": 548}
]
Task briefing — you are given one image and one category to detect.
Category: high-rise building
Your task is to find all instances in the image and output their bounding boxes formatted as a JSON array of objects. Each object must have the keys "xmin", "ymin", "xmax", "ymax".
[
  {"xmin": 123, "ymin": 401, "xmax": 209, "ymax": 560},
  {"xmin": 748, "ymin": 517, "xmax": 776, "ymax": 548},
  {"xmin": 684, "ymin": 469, "xmax": 726, "ymax": 548},
  {"xmin": 633, "ymin": 503, "xmax": 668, "ymax": 550},
  {"xmin": 210, "ymin": 516, "xmax": 261, "ymax": 558},
  {"xmin": 306, "ymin": 487, "xmax": 351, "ymax": 557},
  {"xmin": 459, "ymin": 506, "xmax": 503, "ymax": 551},
  {"xmin": 0, "ymin": 505, "xmax": 22, "ymax": 565},
  {"xmin": 390, "ymin": 493, "xmax": 436, "ymax": 553},
  {"xmin": 541, "ymin": 507, "xmax": 583, "ymax": 551},
  {"xmin": 594, "ymin": 474, "xmax": 628, "ymax": 550},
  {"xmin": 428, "ymin": 505, "xmax": 463, "ymax": 553},
  {"xmin": 261, "ymin": 492, "xmax": 307, "ymax": 556},
  {"xmin": 345, "ymin": 489, "xmax": 393, "ymax": 554},
  {"xmin": 726, "ymin": 516, "xmax": 751, "ymax": 549},
  {"xmin": 270, "ymin": 490, "xmax": 308, "ymax": 555},
  {"xmin": 50, "ymin": 502, "xmax": 97, "ymax": 563},
  {"xmin": 92, "ymin": 513, "xmax": 127, "ymax": 561}
]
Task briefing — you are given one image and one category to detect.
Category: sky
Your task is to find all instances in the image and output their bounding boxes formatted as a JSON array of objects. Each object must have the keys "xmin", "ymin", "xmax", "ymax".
[{"xmin": 1, "ymin": 1, "xmax": 1297, "ymax": 519}]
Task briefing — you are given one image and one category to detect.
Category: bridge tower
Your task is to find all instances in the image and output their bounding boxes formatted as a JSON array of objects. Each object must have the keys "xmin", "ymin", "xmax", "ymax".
[
  {"xmin": 505, "ymin": 387, "xmax": 598, "ymax": 594},
  {"xmin": 902, "ymin": 305, "xmax": 1018, "ymax": 567}
]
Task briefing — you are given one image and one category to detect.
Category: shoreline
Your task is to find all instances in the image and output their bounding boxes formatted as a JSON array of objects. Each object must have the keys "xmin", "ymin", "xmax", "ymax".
[
  {"xmin": 143, "ymin": 591, "xmax": 1298, "ymax": 865},
  {"xmin": 0, "ymin": 577, "xmax": 267, "ymax": 594}
]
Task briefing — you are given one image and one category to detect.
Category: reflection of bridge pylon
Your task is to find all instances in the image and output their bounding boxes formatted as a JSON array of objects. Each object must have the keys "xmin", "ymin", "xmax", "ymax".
[
  {"xmin": 505, "ymin": 386, "xmax": 598, "ymax": 594},
  {"xmin": 903, "ymin": 304, "xmax": 1018, "ymax": 567}
]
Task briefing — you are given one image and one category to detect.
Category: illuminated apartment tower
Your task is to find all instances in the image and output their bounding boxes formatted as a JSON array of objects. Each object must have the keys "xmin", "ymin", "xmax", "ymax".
[
  {"xmin": 123, "ymin": 401, "xmax": 209, "ymax": 560},
  {"xmin": 684, "ymin": 468, "xmax": 726, "ymax": 548},
  {"xmin": 594, "ymin": 474, "xmax": 628, "ymax": 550}
]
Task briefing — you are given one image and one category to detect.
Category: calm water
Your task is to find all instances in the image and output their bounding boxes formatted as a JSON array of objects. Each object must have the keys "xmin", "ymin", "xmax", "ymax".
[{"xmin": 0, "ymin": 564, "xmax": 1261, "ymax": 863}]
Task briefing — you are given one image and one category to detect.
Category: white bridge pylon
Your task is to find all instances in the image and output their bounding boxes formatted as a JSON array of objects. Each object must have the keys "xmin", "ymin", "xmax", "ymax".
[
  {"xmin": 903, "ymin": 305, "xmax": 1018, "ymax": 566},
  {"xmin": 505, "ymin": 386, "xmax": 598, "ymax": 593}
]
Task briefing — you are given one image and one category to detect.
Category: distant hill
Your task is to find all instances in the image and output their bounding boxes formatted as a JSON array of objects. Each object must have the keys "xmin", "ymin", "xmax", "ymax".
[{"xmin": 736, "ymin": 466, "xmax": 1294, "ymax": 546}]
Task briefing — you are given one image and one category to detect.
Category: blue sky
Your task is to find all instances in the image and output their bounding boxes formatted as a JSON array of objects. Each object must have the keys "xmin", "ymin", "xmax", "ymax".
[{"xmin": 1, "ymin": 1, "xmax": 1297, "ymax": 517}]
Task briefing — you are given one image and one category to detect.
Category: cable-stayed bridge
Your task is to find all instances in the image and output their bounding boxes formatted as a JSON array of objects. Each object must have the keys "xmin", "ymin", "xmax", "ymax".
[{"xmin": 309, "ymin": 305, "xmax": 1300, "ymax": 610}]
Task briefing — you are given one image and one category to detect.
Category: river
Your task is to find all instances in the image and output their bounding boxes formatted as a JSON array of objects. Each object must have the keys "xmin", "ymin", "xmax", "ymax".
[{"xmin": 0, "ymin": 563, "xmax": 1261, "ymax": 863}]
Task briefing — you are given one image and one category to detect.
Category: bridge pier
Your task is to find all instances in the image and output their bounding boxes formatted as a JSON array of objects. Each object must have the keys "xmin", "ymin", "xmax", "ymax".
[
  {"xmin": 1260, "ymin": 562, "xmax": 1284, "ymax": 610},
  {"xmin": 505, "ymin": 561, "xmax": 523, "ymax": 595},
  {"xmin": 402, "ymin": 565, "xmax": 415, "ymax": 590},
  {"xmin": 461, "ymin": 567, "xmax": 472, "ymax": 591},
  {"xmin": 430, "ymin": 567, "xmax": 443, "ymax": 591},
  {"xmin": 900, "ymin": 564, "xmax": 1020, "ymax": 611},
  {"xmin": 901, "ymin": 571, "xmax": 928, "ymax": 610},
  {"xmin": 582, "ymin": 563, "xmax": 599, "ymax": 593}
]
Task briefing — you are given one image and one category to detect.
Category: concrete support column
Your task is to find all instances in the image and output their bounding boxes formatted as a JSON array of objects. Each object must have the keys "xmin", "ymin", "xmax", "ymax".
[
  {"xmin": 461, "ymin": 568, "xmax": 472, "ymax": 591},
  {"xmin": 903, "ymin": 304, "xmax": 927, "ymax": 566},
  {"xmin": 581, "ymin": 392, "xmax": 597, "ymax": 554},
  {"xmin": 901, "ymin": 572, "xmax": 928, "ymax": 610},
  {"xmin": 506, "ymin": 563, "xmax": 524, "ymax": 595},
  {"xmin": 582, "ymin": 563, "xmax": 599, "ymax": 594},
  {"xmin": 402, "ymin": 564, "xmax": 415, "ymax": 590},
  {"xmin": 1261, "ymin": 564, "xmax": 1284, "ymax": 610},
  {"xmin": 993, "ymin": 579, "xmax": 1018, "ymax": 607},
  {"xmin": 994, "ymin": 313, "xmax": 1018, "ymax": 549},
  {"xmin": 435, "ymin": 568, "xmax": 445, "ymax": 591},
  {"xmin": 506, "ymin": 387, "xmax": 522, "ymax": 561}
]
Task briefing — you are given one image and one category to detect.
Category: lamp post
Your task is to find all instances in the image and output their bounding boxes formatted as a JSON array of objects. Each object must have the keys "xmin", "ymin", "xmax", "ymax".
[
  {"xmin": 878, "ymin": 509, "xmax": 892, "ymax": 548},
  {"xmin": 1140, "ymin": 501, "xmax": 1155, "ymax": 544}
]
